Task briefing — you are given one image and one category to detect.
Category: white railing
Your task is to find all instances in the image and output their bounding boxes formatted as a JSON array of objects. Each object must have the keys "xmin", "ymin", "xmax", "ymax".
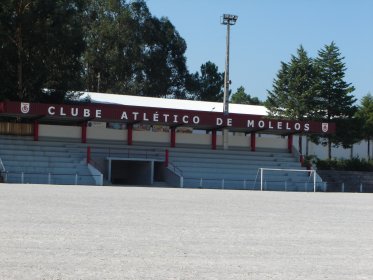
[
  {"xmin": 183, "ymin": 177, "xmax": 256, "ymax": 190},
  {"xmin": 2, "ymin": 171, "xmax": 100, "ymax": 185}
]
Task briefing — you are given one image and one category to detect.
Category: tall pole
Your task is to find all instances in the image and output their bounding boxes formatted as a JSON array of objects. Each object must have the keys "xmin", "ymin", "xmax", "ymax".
[
  {"xmin": 221, "ymin": 14, "xmax": 238, "ymax": 149},
  {"xmin": 223, "ymin": 23, "xmax": 230, "ymax": 115}
]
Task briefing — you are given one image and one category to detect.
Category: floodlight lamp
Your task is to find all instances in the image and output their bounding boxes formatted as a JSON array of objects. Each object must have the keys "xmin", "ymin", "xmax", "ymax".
[{"xmin": 221, "ymin": 14, "xmax": 238, "ymax": 25}]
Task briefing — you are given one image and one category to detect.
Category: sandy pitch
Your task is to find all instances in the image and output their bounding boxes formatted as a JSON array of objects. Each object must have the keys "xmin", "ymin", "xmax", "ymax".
[{"xmin": 0, "ymin": 184, "xmax": 372, "ymax": 280}]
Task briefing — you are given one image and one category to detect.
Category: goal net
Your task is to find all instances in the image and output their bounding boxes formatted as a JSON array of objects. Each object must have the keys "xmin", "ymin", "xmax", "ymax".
[{"xmin": 255, "ymin": 168, "xmax": 320, "ymax": 192}]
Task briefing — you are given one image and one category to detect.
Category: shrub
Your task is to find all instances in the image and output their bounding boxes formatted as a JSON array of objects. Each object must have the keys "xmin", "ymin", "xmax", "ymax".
[{"xmin": 316, "ymin": 157, "xmax": 373, "ymax": 171}]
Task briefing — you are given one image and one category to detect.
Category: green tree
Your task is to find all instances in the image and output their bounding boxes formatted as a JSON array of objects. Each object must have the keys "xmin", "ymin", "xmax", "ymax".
[
  {"xmin": 231, "ymin": 86, "xmax": 261, "ymax": 105},
  {"xmin": 0, "ymin": 0, "xmax": 86, "ymax": 102},
  {"xmin": 266, "ymin": 45, "xmax": 317, "ymax": 120},
  {"xmin": 356, "ymin": 93, "xmax": 373, "ymax": 159},
  {"xmin": 188, "ymin": 61, "xmax": 224, "ymax": 101},
  {"xmin": 314, "ymin": 42, "xmax": 357, "ymax": 159},
  {"xmin": 83, "ymin": 0, "xmax": 188, "ymax": 98}
]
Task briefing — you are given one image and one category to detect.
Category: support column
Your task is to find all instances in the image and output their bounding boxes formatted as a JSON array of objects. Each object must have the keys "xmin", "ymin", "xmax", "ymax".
[
  {"xmin": 127, "ymin": 123, "xmax": 133, "ymax": 145},
  {"xmin": 223, "ymin": 128, "xmax": 229, "ymax": 150},
  {"xmin": 81, "ymin": 121, "xmax": 87, "ymax": 143},
  {"xmin": 33, "ymin": 120, "xmax": 39, "ymax": 141},
  {"xmin": 298, "ymin": 135, "xmax": 303, "ymax": 163},
  {"xmin": 170, "ymin": 127, "xmax": 176, "ymax": 148},
  {"xmin": 288, "ymin": 134, "xmax": 293, "ymax": 153},
  {"xmin": 250, "ymin": 132, "xmax": 256, "ymax": 152},
  {"xmin": 211, "ymin": 129, "xmax": 217, "ymax": 150}
]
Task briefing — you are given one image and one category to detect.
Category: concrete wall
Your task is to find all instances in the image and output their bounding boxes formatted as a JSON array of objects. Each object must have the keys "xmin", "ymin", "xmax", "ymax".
[
  {"xmin": 39, "ymin": 124, "xmax": 80, "ymax": 139},
  {"xmin": 229, "ymin": 134, "xmax": 249, "ymax": 148},
  {"xmin": 177, "ymin": 133, "xmax": 210, "ymax": 146},
  {"xmin": 296, "ymin": 136, "xmax": 372, "ymax": 160},
  {"xmin": 133, "ymin": 131, "xmax": 169, "ymax": 143},
  {"xmin": 37, "ymin": 124, "xmax": 372, "ymax": 160},
  {"xmin": 257, "ymin": 135, "xmax": 287, "ymax": 149},
  {"xmin": 88, "ymin": 127, "xmax": 127, "ymax": 141}
]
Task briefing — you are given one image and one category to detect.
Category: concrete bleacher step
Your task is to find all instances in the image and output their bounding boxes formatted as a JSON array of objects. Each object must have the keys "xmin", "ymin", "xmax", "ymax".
[
  {"xmin": 169, "ymin": 151, "xmax": 296, "ymax": 161},
  {"xmin": 166, "ymin": 145, "xmax": 311, "ymax": 190},
  {"xmin": 0, "ymin": 136, "xmax": 97, "ymax": 186}
]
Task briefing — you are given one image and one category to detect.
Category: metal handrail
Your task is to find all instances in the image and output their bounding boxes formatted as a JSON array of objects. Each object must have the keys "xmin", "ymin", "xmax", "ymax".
[
  {"xmin": 91, "ymin": 146, "xmax": 164, "ymax": 160},
  {"xmin": 167, "ymin": 161, "xmax": 183, "ymax": 177},
  {"xmin": 0, "ymin": 158, "xmax": 5, "ymax": 172},
  {"xmin": 89, "ymin": 157, "xmax": 106, "ymax": 173}
]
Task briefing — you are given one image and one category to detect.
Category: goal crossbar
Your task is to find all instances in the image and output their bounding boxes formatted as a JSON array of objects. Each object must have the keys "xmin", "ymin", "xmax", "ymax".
[{"xmin": 258, "ymin": 168, "xmax": 317, "ymax": 192}]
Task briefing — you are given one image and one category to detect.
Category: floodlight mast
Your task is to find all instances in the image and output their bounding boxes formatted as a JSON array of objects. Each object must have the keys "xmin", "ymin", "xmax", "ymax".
[{"xmin": 221, "ymin": 14, "xmax": 238, "ymax": 115}]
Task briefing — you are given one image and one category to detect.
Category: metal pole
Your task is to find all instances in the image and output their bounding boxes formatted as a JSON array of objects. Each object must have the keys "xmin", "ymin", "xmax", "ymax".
[
  {"xmin": 260, "ymin": 168, "xmax": 263, "ymax": 191},
  {"xmin": 223, "ymin": 23, "xmax": 230, "ymax": 115},
  {"xmin": 313, "ymin": 170, "xmax": 316, "ymax": 192},
  {"xmin": 221, "ymin": 14, "xmax": 237, "ymax": 150}
]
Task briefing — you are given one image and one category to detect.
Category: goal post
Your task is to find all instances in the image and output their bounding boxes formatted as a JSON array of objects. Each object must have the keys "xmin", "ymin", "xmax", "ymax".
[{"xmin": 258, "ymin": 168, "xmax": 318, "ymax": 192}]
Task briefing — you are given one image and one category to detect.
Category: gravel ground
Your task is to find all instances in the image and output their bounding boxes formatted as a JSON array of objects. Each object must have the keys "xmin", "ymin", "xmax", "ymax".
[{"xmin": 0, "ymin": 184, "xmax": 372, "ymax": 280}]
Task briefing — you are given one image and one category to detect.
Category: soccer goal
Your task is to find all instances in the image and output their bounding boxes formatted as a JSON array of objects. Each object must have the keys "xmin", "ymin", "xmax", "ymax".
[{"xmin": 255, "ymin": 168, "xmax": 318, "ymax": 192}]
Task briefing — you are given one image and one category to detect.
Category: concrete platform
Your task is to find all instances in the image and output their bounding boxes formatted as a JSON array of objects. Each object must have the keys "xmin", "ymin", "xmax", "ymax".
[{"xmin": 0, "ymin": 184, "xmax": 372, "ymax": 279}]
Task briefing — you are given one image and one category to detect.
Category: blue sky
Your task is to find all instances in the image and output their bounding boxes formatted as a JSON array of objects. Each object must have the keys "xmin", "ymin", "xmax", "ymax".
[{"xmin": 146, "ymin": 0, "xmax": 373, "ymax": 103}]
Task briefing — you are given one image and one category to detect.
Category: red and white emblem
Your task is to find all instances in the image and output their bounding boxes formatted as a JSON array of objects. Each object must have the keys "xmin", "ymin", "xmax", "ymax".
[
  {"xmin": 21, "ymin": 102, "xmax": 30, "ymax": 114},
  {"xmin": 322, "ymin": 123, "xmax": 328, "ymax": 133}
]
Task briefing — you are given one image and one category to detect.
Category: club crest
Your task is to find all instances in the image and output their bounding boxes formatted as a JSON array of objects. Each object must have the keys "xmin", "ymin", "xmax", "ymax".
[
  {"xmin": 322, "ymin": 123, "xmax": 328, "ymax": 133},
  {"xmin": 21, "ymin": 102, "xmax": 30, "ymax": 114}
]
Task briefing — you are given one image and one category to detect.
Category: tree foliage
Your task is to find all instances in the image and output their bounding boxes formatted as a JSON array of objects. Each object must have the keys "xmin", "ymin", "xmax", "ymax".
[
  {"xmin": 83, "ymin": 0, "xmax": 189, "ymax": 98},
  {"xmin": 266, "ymin": 43, "xmax": 357, "ymax": 159},
  {"xmin": 313, "ymin": 42, "xmax": 357, "ymax": 158},
  {"xmin": 187, "ymin": 61, "xmax": 224, "ymax": 101},
  {"xmin": 0, "ymin": 0, "xmax": 191, "ymax": 102},
  {"xmin": 356, "ymin": 93, "xmax": 373, "ymax": 159},
  {"xmin": 314, "ymin": 42, "xmax": 356, "ymax": 120},
  {"xmin": 0, "ymin": 0, "xmax": 86, "ymax": 102},
  {"xmin": 231, "ymin": 86, "xmax": 261, "ymax": 105},
  {"xmin": 266, "ymin": 45, "xmax": 317, "ymax": 120}
]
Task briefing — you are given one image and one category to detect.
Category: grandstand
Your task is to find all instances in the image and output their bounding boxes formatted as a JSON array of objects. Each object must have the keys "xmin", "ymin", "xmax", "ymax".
[
  {"xmin": 0, "ymin": 93, "xmax": 333, "ymax": 191},
  {"xmin": 0, "ymin": 134, "xmax": 323, "ymax": 191}
]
